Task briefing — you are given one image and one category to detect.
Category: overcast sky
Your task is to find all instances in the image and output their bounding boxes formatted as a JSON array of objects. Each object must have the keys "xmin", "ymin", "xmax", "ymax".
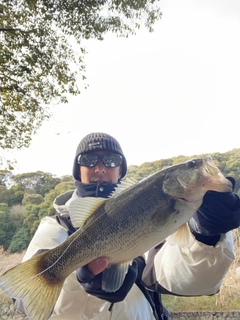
[{"xmin": 7, "ymin": 0, "xmax": 240, "ymax": 177}]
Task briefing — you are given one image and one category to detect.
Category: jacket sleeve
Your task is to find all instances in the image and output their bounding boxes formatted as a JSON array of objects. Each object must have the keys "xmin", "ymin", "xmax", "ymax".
[
  {"xmin": 21, "ymin": 216, "xmax": 69, "ymax": 261},
  {"xmin": 142, "ymin": 223, "xmax": 235, "ymax": 296},
  {"xmin": 15, "ymin": 216, "xmax": 108, "ymax": 320}
]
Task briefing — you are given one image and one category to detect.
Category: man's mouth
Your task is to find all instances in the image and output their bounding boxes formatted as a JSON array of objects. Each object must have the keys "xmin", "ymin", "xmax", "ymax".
[{"xmin": 93, "ymin": 179, "xmax": 107, "ymax": 183}]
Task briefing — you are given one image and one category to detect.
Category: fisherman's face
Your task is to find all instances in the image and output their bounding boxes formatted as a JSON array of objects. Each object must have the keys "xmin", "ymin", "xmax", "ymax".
[{"xmin": 79, "ymin": 151, "xmax": 122, "ymax": 184}]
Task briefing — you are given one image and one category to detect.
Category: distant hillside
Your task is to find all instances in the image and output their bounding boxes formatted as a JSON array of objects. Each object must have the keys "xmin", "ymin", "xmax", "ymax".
[
  {"xmin": 127, "ymin": 148, "xmax": 240, "ymax": 194},
  {"xmin": 0, "ymin": 149, "xmax": 239, "ymax": 253}
]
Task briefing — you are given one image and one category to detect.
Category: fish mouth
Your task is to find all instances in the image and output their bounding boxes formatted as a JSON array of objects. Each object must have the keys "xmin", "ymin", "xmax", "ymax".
[
  {"xmin": 178, "ymin": 156, "xmax": 232, "ymax": 196},
  {"xmin": 176, "ymin": 156, "xmax": 233, "ymax": 204},
  {"xmin": 203, "ymin": 156, "xmax": 233, "ymax": 193}
]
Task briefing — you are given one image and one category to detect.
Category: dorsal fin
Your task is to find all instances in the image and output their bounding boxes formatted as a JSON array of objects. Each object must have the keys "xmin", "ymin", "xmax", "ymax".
[
  {"xmin": 68, "ymin": 197, "xmax": 106, "ymax": 228},
  {"xmin": 68, "ymin": 179, "xmax": 138, "ymax": 228},
  {"xmin": 110, "ymin": 178, "xmax": 138, "ymax": 198}
]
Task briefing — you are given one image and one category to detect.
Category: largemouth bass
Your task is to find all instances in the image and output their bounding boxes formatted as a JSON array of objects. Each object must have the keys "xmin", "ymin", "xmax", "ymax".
[{"xmin": 0, "ymin": 156, "xmax": 232, "ymax": 320}]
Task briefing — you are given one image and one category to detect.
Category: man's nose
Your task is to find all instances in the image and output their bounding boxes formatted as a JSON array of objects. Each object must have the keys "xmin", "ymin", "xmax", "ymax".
[{"xmin": 94, "ymin": 160, "xmax": 106, "ymax": 173}]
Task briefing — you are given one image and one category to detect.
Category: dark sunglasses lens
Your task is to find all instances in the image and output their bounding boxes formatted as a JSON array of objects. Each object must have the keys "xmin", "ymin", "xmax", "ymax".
[
  {"xmin": 102, "ymin": 154, "xmax": 123, "ymax": 167},
  {"xmin": 78, "ymin": 154, "xmax": 98, "ymax": 167}
]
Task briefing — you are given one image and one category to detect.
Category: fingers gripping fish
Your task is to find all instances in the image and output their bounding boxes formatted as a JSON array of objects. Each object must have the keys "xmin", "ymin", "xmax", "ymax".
[{"xmin": 0, "ymin": 156, "xmax": 232, "ymax": 320}]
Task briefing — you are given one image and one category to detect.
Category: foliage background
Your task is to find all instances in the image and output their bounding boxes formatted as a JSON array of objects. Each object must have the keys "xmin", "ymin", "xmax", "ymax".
[{"xmin": 0, "ymin": 148, "xmax": 240, "ymax": 253}]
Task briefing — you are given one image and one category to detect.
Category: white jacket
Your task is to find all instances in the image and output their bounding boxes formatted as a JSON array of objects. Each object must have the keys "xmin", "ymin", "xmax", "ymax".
[{"xmin": 21, "ymin": 190, "xmax": 235, "ymax": 320}]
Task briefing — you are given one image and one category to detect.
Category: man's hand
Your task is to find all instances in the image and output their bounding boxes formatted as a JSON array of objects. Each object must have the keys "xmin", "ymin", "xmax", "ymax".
[
  {"xmin": 189, "ymin": 179, "xmax": 240, "ymax": 245},
  {"xmin": 76, "ymin": 259, "xmax": 138, "ymax": 303},
  {"xmin": 87, "ymin": 258, "xmax": 109, "ymax": 276}
]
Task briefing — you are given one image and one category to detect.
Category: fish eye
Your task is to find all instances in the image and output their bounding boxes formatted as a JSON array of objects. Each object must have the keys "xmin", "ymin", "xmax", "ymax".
[{"xmin": 187, "ymin": 160, "xmax": 196, "ymax": 168}]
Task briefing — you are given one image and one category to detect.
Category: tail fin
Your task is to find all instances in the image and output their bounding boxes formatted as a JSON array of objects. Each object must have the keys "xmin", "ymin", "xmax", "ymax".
[{"xmin": 0, "ymin": 253, "xmax": 64, "ymax": 320}]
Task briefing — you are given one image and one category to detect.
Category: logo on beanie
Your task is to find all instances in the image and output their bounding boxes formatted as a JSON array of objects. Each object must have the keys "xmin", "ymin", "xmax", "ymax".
[{"xmin": 89, "ymin": 142, "xmax": 101, "ymax": 147}]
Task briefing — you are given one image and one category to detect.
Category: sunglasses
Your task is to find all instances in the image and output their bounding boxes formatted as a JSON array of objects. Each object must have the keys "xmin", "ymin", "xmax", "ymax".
[{"xmin": 77, "ymin": 153, "xmax": 123, "ymax": 168}]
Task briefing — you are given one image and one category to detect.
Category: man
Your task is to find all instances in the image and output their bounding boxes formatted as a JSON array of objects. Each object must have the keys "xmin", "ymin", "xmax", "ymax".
[{"xmin": 16, "ymin": 132, "xmax": 240, "ymax": 320}]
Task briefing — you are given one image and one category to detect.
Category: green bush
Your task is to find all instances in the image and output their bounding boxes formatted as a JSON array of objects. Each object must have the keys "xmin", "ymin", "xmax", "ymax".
[{"xmin": 8, "ymin": 228, "xmax": 30, "ymax": 253}]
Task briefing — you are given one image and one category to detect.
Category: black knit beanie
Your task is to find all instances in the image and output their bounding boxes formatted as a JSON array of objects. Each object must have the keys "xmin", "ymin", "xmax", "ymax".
[{"xmin": 73, "ymin": 132, "xmax": 127, "ymax": 181}]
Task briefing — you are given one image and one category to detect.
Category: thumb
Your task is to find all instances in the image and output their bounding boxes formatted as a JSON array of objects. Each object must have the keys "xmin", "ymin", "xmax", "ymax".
[{"xmin": 87, "ymin": 258, "xmax": 109, "ymax": 276}]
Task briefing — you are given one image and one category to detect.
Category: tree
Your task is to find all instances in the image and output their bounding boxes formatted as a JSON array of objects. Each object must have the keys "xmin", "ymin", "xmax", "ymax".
[
  {"xmin": 38, "ymin": 179, "xmax": 75, "ymax": 218},
  {"xmin": 13, "ymin": 171, "xmax": 61, "ymax": 196},
  {"xmin": 8, "ymin": 227, "xmax": 30, "ymax": 253},
  {"xmin": 0, "ymin": 184, "xmax": 9, "ymax": 204},
  {"xmin": 0, "ymin": 203, "xmax": 17, "ymax": 249},
  {"xmin": 23, "ymin": 204, "xmax": 41, "ymax": 236},
  {"xmin": 22, "ymin": 193, "xmax": 44, "ymax": 206},
  {"xmin": 0, "ymin": 0, "xmax": 162, "ymax": 167},
  {"xmin": 7, "ymin": 183, "xmax": 25, "ymax": 206},
  {"xmin": 10, "ymin": 204, "xmax": 27, "ymax": 228},
  {"xmin": 0, "ymin": 170, "xmax": 14, "ymax": 188}
]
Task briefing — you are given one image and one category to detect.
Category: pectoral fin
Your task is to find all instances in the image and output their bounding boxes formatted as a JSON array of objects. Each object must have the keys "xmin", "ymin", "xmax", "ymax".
[
  {"xmin": 68, "ymin": 197, "xmax": 106, "ymax": 228},
  {"xmin": 151, "ymin": 200, "xmax": 179, "ymax": 225},
  {"xmin": 101, "ymin": 262, "xmax": 130, "ymax": 292}
]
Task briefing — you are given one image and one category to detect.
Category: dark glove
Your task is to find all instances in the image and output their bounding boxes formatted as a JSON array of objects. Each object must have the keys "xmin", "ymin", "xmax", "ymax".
[
  {"xmin": 76, "ymin": 260, "xmax": 138, "ymax": 303},
  {"xmin": 189, "ymin": 177, "xmax": 240, "ymax": 246}
]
